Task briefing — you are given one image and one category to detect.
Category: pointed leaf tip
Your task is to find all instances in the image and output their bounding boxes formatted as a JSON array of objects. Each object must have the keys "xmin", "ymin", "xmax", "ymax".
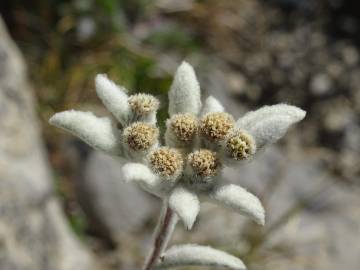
[
  {"xmin": 169, "ymin": 187, "xmax": 199, "ymax": 230},
  {"xmin": 168, "ymin": 61, "xmax": 201, "ymax": 116},
  {"xmin": 296, "ymin": 107, "xmax": 306, "ymax": 120},
  {"xmin": 95, "ymin": 73, "xmax": 130, "ymax": 125},
  {"xmin": 201, "ymin": 96, "xmax": 225, "ymax": 115},
  {"xmin": 210, "ymin": 184, "xmax": 265, "ymax": 226},
  {"xmin": 179, "ymin": 61, "xmax": 192, "ymax": 69}
]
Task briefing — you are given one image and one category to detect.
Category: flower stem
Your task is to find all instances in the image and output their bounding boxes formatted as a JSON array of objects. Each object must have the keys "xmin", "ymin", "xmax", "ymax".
[{"xmin": 142, "ymin": 201, "xmax": 178, "ymax": 270}]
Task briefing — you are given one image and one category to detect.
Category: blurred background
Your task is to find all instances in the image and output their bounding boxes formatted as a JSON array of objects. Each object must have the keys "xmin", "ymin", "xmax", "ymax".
[{"xmin": 0, "ymin": 0, "xmax": 359, "ymax": 269}]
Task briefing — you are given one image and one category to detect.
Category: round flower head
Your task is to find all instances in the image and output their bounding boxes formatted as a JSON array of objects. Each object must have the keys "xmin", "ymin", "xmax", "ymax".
[
  {"xmin": 148, "ymin": 147, "xmax": 184, "ymax": 178},
  {"xmin": 200, "ymin": 112, "xmax": 234, "ymax": 142},
  {"xmin": 225, "ymin": 129, "xmax": 256, "ymax": 160},
  {"xmin": 128, "ymin": 93, "xmax": 159, "ymax": 115},
  {"xmin": 168, "ymin": 113, "xmax": 198, "ymax": 143},
  {"xmin": 187, "ymin": 149, "xmax": 221, "ymax": 177},
  {"xmin": 123, "ymin": 122, "xmax": 159, "ymax": 151}
]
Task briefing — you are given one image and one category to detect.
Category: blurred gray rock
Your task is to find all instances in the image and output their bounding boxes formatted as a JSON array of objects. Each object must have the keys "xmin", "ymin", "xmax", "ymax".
[
  {"xmin": 198, "ymin": 60, "xmax": 248, "ymax": 119},
  {"xmin": 79, "ymin": 151, "xmax": 157, "ymax": 243},
  {"xmin": 310, "ymin": 73, "xmax": 333, "ymax": 96},
  {"xmin": 0, "ymin": 17, "xmax": 96, "ymax": 270},
  {"xmin": 262, "ymin": 157, "xmax": 360, "ymax": 270},
  {"xmin": 173, "ymin": 150, "xmax": 360, "ymax": 270}
]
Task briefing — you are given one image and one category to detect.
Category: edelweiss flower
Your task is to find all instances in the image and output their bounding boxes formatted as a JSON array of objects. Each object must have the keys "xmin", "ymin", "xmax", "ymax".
[{"xmin": 49, "ymin": 62, "xmax": 306, "ymax": 231}]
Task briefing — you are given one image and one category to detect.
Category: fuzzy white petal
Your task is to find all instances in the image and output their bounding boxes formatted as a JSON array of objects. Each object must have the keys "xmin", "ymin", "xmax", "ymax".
[
  {"xmin": 137, "ymin": 111, "xmax": 157, "ymax": 125},
  {"xmin": 49, "ymin": 110, "xmax": 121, "ymax": 155},
  {"xmin": 236, "ymin": 104, "xmax": 306, "ymax": 148},
  {"xmin": 236, "ymin": 104, "xmax": 306, "ymax": 130},
  {"xmin": 209, "ymin": 184, "xmax": 265, "ymax": 225},
  {"xmin": 121, "ymin": 163, "xmax": 163, "ymax": 196},
  {"xmin": 249, "ymin": 115, "xmax": 299, "ymax": 148},
  {"xmin": 168, "ymin": 62, "xmax": 201, "ymax": 116},
  {"xmin": 201, "ymin": 96, "xmax": 224, "ymax": 116},
  {"xmin": 168, "ymin": 187, "xmax": 200, "ymax": 230},
  {"xmin": 157, "ymin": 244, "xmax": 246, "ymax": 270},
  {"xmin": 95, "ymin": 74, "xmax": 130, "ymax": 125}
]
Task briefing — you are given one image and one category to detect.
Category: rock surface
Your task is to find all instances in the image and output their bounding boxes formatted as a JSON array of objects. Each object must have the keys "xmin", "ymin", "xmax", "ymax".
[
  {"xmin": 172, "ymin": 148, "xmax": 360, "ymax": 270},
  {"xmin": 80, "ymin": 151, "xmax": 157, "ymax": 243},
  {"xmin": 0, "ymin": 17, "xmax": 96, "ymax": 270}
]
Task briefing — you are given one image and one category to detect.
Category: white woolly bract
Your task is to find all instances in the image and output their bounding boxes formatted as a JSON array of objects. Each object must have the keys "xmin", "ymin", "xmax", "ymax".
[
  {"xmin": 236, "ymin": 104, "xmax": 306, "ymax": 130},
  {"xmin": 209, "ymin": 184, "xmax": 265, "ymax": 225},
  {"xmin": 121, "ymin": 163, "xmax": 163, "ymax": 197},
  {"xmin": 236, "ymin": 104, "xmax": 306, "ymax": 149},
  {"xmin": 168, "ymin": 187, "xmax": 199, "ymax": 230},
  {"xmin": 134, "ymin": 110, "xmax": 157, "ymax": 125},
  {"xmin": 95, "ymin": 74, "xmax": 130, "ymax": 125},
  {"xmin": 247, "ymin": 115, "xmax": 300, "ymax": 149},
  {"xmin": 49, "ymin": 110, "xmax": 121, "ymax": 155},
  {"xmin": 201, "ymin": 96, "xmax": 225, "ymax": 116},
  {"xmin": 168, "ymin": 62, "xmax": 201, "ymax": 116},
  {"xmin": 157, "ymin": 244, "xmax": 246, "ymax": 270}
]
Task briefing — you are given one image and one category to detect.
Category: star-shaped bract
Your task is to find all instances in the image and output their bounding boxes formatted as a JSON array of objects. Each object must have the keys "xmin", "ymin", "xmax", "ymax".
[{"xmin": 50, "ymin": 62, "xmax": 306, "ymax": 231}]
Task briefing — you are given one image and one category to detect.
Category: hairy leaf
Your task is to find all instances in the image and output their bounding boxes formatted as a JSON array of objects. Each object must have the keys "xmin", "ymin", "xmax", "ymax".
[{"xmin": 157, "ymin": 244, "xmax": 246, "ymax": 269}]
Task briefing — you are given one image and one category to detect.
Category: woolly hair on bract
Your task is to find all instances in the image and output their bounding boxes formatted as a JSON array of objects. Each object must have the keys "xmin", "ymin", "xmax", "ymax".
[
  {"xmin": 168, "ymin": 186, "xmax": 199, "ymax": 230},
  {"xmin": 236, "ymin": 104, "xmax": 306, "ymax": 149},
  {"xmin": 200, "ymin": 96, "xmax": 225, "ymax": 116},
  {"xmin": 95, "ymin": 74, "xmax": 131, "ymax": 126},
  {"xmin": 49, "ymin": 110, "xmax": 122, "ymax": 155},
  {"xmin": 208, "ymin": 184, "xmax": 265, "ymax": 225},
  {"xmin": 168, "ymin": 61, "xmax": 202, "ymax": 116},
  {"xmin": 158, "ymin": 244, "xmax": 246, "ymax": 270}
]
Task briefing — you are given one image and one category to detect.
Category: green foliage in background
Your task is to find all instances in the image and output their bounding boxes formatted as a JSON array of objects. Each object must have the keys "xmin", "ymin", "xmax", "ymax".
[
  {"xmin": 5, "ymin": 0, "xmax": 199, "ymax": 125},
  {"xmin": 3, "ymin": 0, "xmax": 202, "ymax": 238}
]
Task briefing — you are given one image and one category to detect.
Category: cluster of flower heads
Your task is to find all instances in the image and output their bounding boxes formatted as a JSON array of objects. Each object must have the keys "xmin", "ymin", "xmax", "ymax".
[{"xmin": 50, "ymin": 62, "xmax": 306, "ymax": 231}]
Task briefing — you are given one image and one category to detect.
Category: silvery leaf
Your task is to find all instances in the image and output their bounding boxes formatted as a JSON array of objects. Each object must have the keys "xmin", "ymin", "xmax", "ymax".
[
  {"xmin": 49, "ymin": 110, "xmax": 121, "ymax": 155},
  {"xmin": 236, "ymin": 104, "xmax": 306, "ymax": 148},
  {"xmin": 157, "ymin": 244, "xmax": 246, "ymax": 270},
  {"xmin": 248, "ymin": 115, "xmax": 301, "ymax": 149},
  {"xmin": 209, "ymin": 184, "xmax": 265, "ymax": 225},
  {"xmin": 201, "ymin": 96, "xmax": 225, "ymax": 116},
  {"xmin": 236, "ymin": 104, "xmax": 306, "ymax": 129},
  {"xmin": 138, "ymin": 110, "xmax": 157, "ymax": 125},
  {"xmin": 121, "ymin": 163, "xmax": 163, "ymax": 197},
  {"xmin": 168, "ymin": 187, "xmax": 200, "ymax": 230},
  {"xmin": 95, "ymin": 74, "xmax": 130, "ymax": 125},
  {"xmin": 168, "ymin": 62, "xmax": 201, "ymax": 116}
]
